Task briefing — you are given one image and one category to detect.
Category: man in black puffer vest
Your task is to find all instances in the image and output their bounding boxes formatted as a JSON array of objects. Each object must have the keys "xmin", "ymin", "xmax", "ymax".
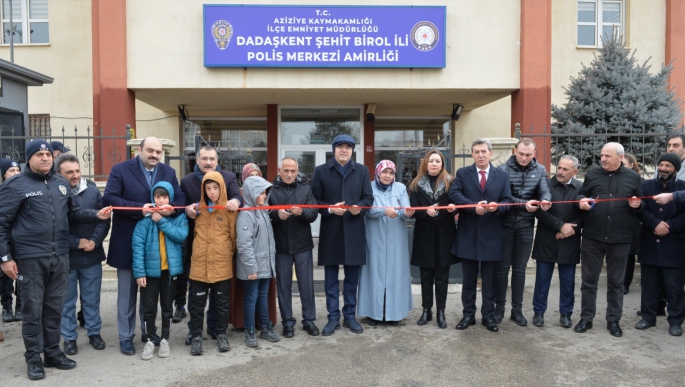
[
  {"xmin": 494, "ymin": 138, "xmax": 551, "ymax": 326},
  {"xmin": 0, "ymin": 139, "xmax": 111, "ymax": 380},
  {"xmin": 574, "ymin": 142, "xmax": 643, "ymax": 338}
]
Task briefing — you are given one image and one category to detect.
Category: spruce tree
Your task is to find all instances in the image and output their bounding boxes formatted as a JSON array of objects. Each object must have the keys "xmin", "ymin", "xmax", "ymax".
[{"xmin": 551, "ymin": 34, "xmax": 682, "ymax": 170}]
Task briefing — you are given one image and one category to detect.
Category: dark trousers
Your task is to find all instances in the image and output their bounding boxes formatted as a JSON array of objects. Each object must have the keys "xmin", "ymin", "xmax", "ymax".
[
  {"xmin": 186, "ymin": 273, "xmax": 217, "ymax": 333},
  {"xmin": 1, "ymin": 275, "xmax": 21, "ymax": 310},
  {"xmin": 324, "ymin": 265, "xmax": 360, "ymax": 321},
  {"xmin": 189, "ymin": 279, "xmax": 230, "ymax": 338},
  {"xmin": 141, "ymin": 270, "xmax": 177, "ymax": 340},
  {"xmin": 174, "ymin": 257, "xmax": 188, "ymax": 308},
  {"xmin": 532, "ymin": 261, "xmax": 576, "ymax": 315},
  {"xmin": 419, "ymin": 266, "xmax": 451, "ymax": 310},
  {"xmin": 624, "ymin": 255, "xmax": 636, "ymax": 291},
  {"xmin": 640, "ymin": 264, "xmax": 685, "ymax": 326},
  {"xmin": 243, "ymin": 278, "xmax": 271, "ymax": 329},
  {"xmin": 580, "ymin": 238, "xmax": 630, "ymax": 322},
  {"xmin": 495, "ymin": 226, "xmax": 534, "ymax": 312},
  {"xmin": 16, "ymin": 255, "xmax": 69, "ymax": 362},
  {"xmin": 276, "ymin": 251, "xmax": 316, "ymax": 327},
  {"xmin": 461, "ymin": 259, "xmax": 497, "ymax": 319}
]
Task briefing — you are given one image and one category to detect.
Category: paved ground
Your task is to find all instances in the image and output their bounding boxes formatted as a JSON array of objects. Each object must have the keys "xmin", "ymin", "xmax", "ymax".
[{"xmin": 2, "ymin": 279, "xmax": 685, "ymax": 386}]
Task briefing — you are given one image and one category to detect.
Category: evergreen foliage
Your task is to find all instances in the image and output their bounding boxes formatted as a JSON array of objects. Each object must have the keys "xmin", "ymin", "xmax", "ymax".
[{"xmin": 551, "ymin": 34, "xmax": 682, "ymax": 169}]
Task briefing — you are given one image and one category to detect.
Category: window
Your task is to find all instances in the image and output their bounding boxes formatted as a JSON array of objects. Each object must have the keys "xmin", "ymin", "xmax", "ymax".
[
  {"xmin": 577, "ymin": 1, "xmax": 622, "ymax": 47},
  {"xmin": 2, "ymin": 0, "xmax": 48, "ymax": 45}
]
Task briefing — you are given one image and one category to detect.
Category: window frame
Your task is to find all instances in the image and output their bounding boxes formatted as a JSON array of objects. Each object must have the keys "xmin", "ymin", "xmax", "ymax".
[
  {"xmin": 2, "ymin": 0, "xmax": 49, "ymax": 45},
  {"xmin": 577, "ymin": 0, "xmax": 624, "ymax": 48}
]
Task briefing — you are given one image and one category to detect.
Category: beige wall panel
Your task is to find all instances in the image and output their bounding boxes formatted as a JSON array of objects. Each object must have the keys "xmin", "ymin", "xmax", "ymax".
[
  {"xmin": 0, "ymin": 0, "xmax": 93, "ymax": 131},
  {"xmin": 454, "ymin": 96, "xmax": 512, "ymax": 150},
  {"xmin": 127, "ymin": 0, "xmax": 520, "ymax": 91}
]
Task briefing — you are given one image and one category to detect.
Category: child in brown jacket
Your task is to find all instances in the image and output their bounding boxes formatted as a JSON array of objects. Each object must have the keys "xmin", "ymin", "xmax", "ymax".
[{"xmin": 188, "ymin": 171, "xmax": 237, "ymax": 355}]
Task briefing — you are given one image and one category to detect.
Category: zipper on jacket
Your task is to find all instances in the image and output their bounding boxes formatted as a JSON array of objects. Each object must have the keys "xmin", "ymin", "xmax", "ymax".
[{"xmin": 45, "ymin": 180, "xmax": 57, "ymax": 255}]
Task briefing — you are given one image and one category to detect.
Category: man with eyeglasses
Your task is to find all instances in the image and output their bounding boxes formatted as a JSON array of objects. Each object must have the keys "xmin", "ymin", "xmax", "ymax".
[{"xmin": 179, "ymin": 146, "xmax": 241, "ymax": 344}]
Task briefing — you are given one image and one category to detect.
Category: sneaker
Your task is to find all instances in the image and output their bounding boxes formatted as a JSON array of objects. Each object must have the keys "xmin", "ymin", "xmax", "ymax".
[
  {"xmin": 2, "ymin": 307, "xmax": 13, "ymax": 323},
  {"xmin": 190, "ymin": 336, "xmax": 203, "ymax": 356},
  {"xmin": 158, "ymin": 339, "xmax": 170, "ymax": 358},
  {"xmin": 172, "ymin": 307, "xmax": 187, "ymax": 323},
  {"xmin": 141, "ymin": 340, "xmax": 155, "ymax": 360},
  {"xmin": 245, "ymin": 327, "xmax": 258, "ymax": 348},
  {"xmin": 217, "ymin": 333, "xmax": 230, "ymax": 352},
  {"xmin": 43, "ymin": 353, "xmax": 77, "ymax": 370},
  {"xmin": 259, "ymin": 323, "xmax": 280, "ymax": 342}
]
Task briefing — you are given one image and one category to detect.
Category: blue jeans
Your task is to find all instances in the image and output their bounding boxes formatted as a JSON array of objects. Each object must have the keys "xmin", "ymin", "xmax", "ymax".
[
  {"xmin": 243, "ymin": 278, "xmax": 270, "ymax": 329},
  {"xmin": 61, "ymin": 263, "xmax": 103, "ymax": 341},
  {"xmin": 532, "ymin": 261, "xmax": 576, "ymax": 315}
]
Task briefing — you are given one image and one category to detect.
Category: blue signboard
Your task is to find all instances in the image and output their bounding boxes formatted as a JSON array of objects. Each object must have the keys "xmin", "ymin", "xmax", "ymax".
[{"xmin": 203, "ymin": 5, "xmax": 446, "ymax": 68}]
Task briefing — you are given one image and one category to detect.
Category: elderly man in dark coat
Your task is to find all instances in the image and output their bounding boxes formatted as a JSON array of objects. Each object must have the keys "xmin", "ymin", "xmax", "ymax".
[
  {"xmin": 531, "ymin": 155, "xmax": 583, "ymax": 329},
  {"xmin": 449, "ymin": 138, "xmax": 513, "ymax": 333},
  {"xmin": 103, "ymin": 137, "xmax": 185, "ymax": 356},
  {"xmin": 312, "ymin": 134, "xmax": 374, "ymax": 336},
  {"xmin": 635, "ymin": 153, "xmax": 685, "ymax": 336}
]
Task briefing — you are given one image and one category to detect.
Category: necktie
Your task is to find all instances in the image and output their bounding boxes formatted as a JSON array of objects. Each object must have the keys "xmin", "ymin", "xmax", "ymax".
[{"xmin": 479, "ymin": 170, "xmax": 487, "ymax": 191}]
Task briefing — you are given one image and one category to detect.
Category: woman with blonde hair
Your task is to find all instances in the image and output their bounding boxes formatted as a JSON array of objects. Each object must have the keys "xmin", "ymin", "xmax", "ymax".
[{"xmin": 408, "ymin": 150, "xmax": 458, "ymax": 328}]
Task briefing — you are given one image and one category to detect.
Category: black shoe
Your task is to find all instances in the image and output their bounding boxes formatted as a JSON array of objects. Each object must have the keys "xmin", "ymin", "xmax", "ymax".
[
  {"xmin": 77, "ymin": 309, "xmax": 85, "ymax": 328},
  {"xmin": 303, "ymin": 323, "xmax": 320, "ymax": 336},
  {"xmin": 366, "ymin": 317, "xmax": 379, "ymax": 326},
  {"xmin": 119, "ymin": 340, "xmax": 135, "ymax": 356},
  {"xmin": 510, "ymin": 311, "xmax": 528, "ymax": 327},
  {"xmin": 172, "ymin": 307, "xmax": 187, "ymax": 323},
  {"xmin": 88, "ymin": 334, "xmax": 106, "ymax": 350},
  {"xmin": 217, "ymin": 333, "xmax": 230, "ymax": 352},
  {"xmin": 207, "ymin": 328, "xmax": 218, "ymax": 340},
  {"xmin": 283, "ymin": 326, "xmax": 295, "ymax": 338},
  {"xmin": 27, "ymin": 359, "xmax": 46, "ymax": 380},
  {"xmin": 343, "ymin": 318, "xmax": 363, "ymax": 334},
  {"xmin": 185, "ymin": 332, "xmax": 193, "ymax": 345},
  {"xmin": 322, "ymin": 320, "xmax": 340, "ymax": 336},
  {"xmin": 386, "ymin": 320, "xmax": 399, "ymax": 327},
  {"xmin": 455, "ymin": 316, "xmax": 476, "ymax": 330},
  {"xmin": 63, "ymin": 340, "xmax": 78, "ymax": 355},
  {"xmin": 2, "ymin": 307, "xmax": 13, "ymax": 323},
  {"xmin": 607, "ymin": 321, "xmax": 623, "ymax": 337},
  {"xmin": 43, "ymin": 353, "xmax": 77, "ymax": 370},
  {"xmin": 574, "ymin": 319, "xmax": 593, "ymax": 333},
  {"xmin": 417, "ymin": 308, "xmax": 432, "ymax": 326},
  {"xmin": 482, "ymin": 318, "xmax": 499, "ymax": 332},
  {"xmin": 13, "ymin": 309, "xmax": 22, "ymax": 321},
  {"xmin": 559, "ymin": 314, "xmax": 572, "ymax": 328},
  {"xmin": 532, "ymin": 313, "xmax": 544, "ymax": 327},
  {"xmin": 623, "ymin": 287, "xmax": 629, "ymax": 295},
  {"xmin": 190, "ymin": 336, "xmax": 203, "ymax": 355},
  {"xmin": 669, "ymin": 325, "xmax": 683, "ymax": 336},
  {"xmin": 636, "ymin": 310, "xmax": 642, "ymax": 316},
  {"xmin": 635, "ymin": 319, "xmax": 656, "ymax": 330},
  {"xmin": 436, "ymin": 310, "xmax": 447, "ymax": 329},
  {"xmin": 493, "ymin": 308, "xmax": 504, "ymax": 324}
]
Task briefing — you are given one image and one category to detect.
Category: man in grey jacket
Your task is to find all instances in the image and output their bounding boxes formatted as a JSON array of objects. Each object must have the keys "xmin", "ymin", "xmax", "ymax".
[{"xmin": 494, "ymin": 138, "xmax": 551, "ymax": 326}]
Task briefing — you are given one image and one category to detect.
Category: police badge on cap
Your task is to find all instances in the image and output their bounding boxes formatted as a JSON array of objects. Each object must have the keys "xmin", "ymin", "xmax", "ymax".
[
  {"xmin": 59, "ymin": 185, "xmax": 67, "ymax": 196},
  {"xmin": 211, "ymin": 20, "xmax": 233, "ymax": 50}
]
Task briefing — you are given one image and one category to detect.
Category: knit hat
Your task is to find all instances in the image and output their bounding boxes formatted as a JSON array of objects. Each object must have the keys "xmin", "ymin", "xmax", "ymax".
[
  {"xmin": 242, "ymin": 163, "xmax": 262, "ymax": 181},
  {"xmin": 0, "ymin": 159, "xmax": 19, "ymax": 178},
  {"xmin": 331, "ymin": 134, "xmax": 356, "ymax": 151},
  {"xmin": 50, "ymin": 141, "xmax": 70, "ymax": 153},
  {"xmin": 25, "ymin": 139, "xmax": 53, "ymax": 161},
  {"xmin": 658, "ymin": 153, "xmax": 682, "ymax": 172}
]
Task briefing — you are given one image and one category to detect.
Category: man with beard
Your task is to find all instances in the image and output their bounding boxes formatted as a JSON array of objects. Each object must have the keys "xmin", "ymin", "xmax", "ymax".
[
  {"xmin": 636, "ymin": 153, "xmax": 685, "ymax": 336},
  {"xmin": 180, "ymin": 146, "xmax": 241, "ymax": 344},
  {"xmin": 55, "ymin": 154, "xmax": 110, "ymax": 355}
]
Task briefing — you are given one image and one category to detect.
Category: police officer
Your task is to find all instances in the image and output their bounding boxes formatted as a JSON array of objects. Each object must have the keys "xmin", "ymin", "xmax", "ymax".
[{"xmin": 0, "ymin": 139, "xmax": 111, "ymax": 381}]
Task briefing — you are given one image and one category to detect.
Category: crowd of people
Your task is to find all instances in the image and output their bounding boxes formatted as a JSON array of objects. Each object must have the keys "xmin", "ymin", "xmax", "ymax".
[{"xmin": 2, "ymin": 133, "xmax": 685, "ymax": 381}]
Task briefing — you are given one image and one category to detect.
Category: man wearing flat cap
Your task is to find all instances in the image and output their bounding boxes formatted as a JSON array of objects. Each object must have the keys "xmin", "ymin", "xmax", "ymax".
[
  {"xmin": 633, "ymin": 152, "xmax": 685, "ymax": 336},
  {"xmin": 0, "ymin": 139, "xmax": 111, "ymax": 380},
  {"xmin": 312, "ymin": 134, "xmax": 373, "ymax": 336}
]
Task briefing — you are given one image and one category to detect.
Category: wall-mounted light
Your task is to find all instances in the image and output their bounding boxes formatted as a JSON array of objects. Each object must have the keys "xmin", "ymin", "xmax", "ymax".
[
  {"xmin": 366, "ymin": 103, "xmax": 376, "ymax": 122},
  {"xmin": 451, "ymin": 104, "xmax": 464, "ymax": 121}
]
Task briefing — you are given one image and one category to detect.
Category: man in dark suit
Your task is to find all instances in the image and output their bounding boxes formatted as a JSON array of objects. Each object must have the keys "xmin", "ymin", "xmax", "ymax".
[
  {"xmin": 179, "ymin": 145, "xmax": 241, "ymax": 344},
  {"xmin": 311, "ymin": 134, "xmax": 374, "ymax": 336},
  {"xmin": 449, "ymin": 138, "xmax": 513, "ymax": 332},
  {"xmin": 103, "ymin": 137, "xmax": 185, "ymax": 356}
]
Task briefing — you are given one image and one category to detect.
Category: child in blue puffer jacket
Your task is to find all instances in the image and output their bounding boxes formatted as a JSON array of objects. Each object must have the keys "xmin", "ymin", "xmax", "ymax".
[{"xmin": 132, "ymin": 181, "xmax": 188, "ymax": 360}]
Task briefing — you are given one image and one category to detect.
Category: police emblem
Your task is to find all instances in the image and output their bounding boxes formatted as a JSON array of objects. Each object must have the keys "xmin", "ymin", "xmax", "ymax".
[
  {"xmin": 410, "ymin": 21, "xmax": 440, "ymax": 52},
  {"xmin": 211, "ymin": 20, "xmax": 233, "ymax": 50},
  {"xmin": 59, "ymin": 185, "xmax": 67, "ymax": 196}
]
